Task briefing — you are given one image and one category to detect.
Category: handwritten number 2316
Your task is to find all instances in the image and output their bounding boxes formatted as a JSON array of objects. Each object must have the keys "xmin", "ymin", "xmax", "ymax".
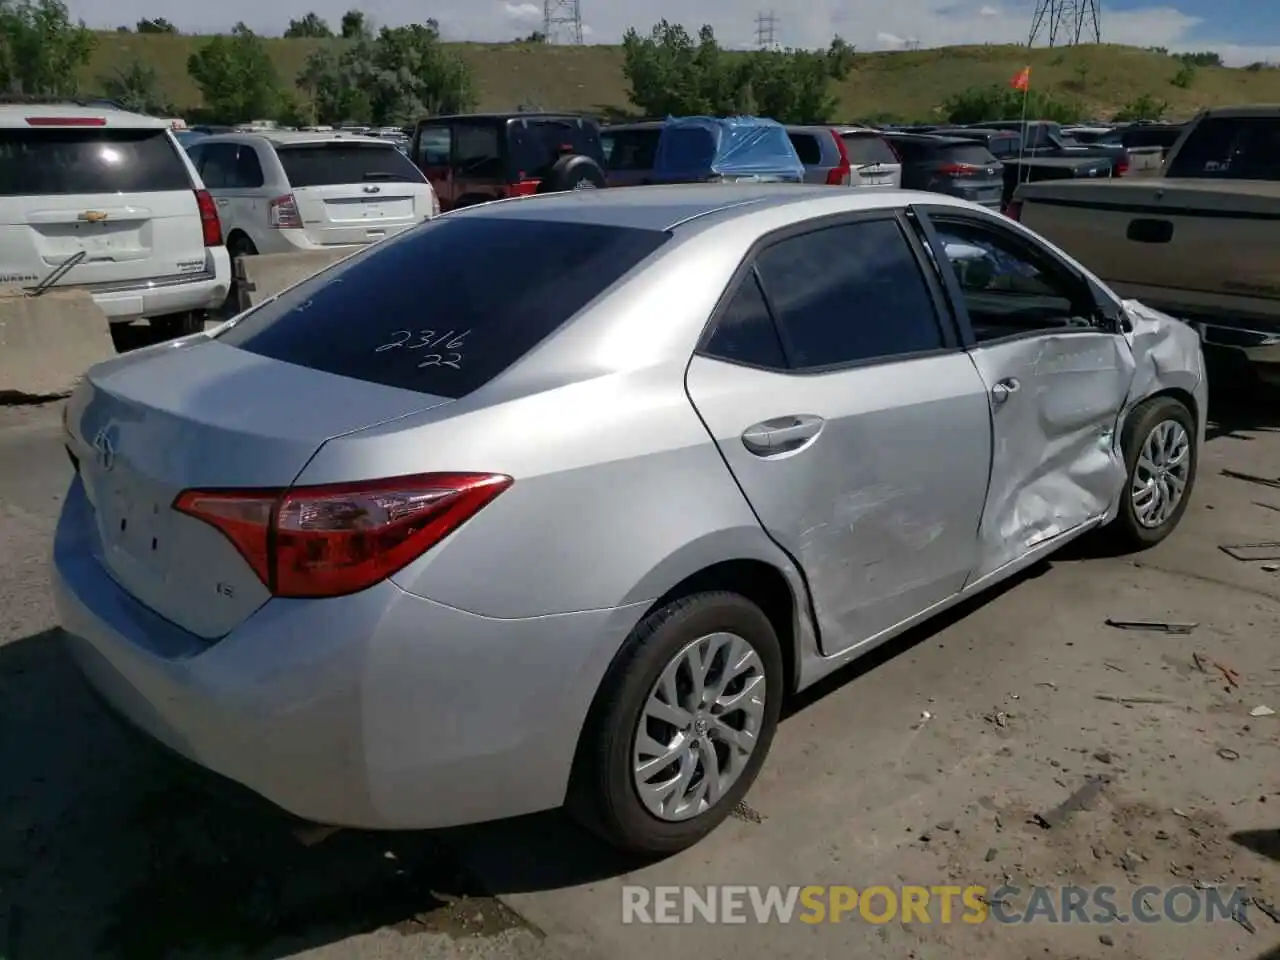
[{"xmin": 375, "ymin": 329, "xmax": 468, "ymax": 369}]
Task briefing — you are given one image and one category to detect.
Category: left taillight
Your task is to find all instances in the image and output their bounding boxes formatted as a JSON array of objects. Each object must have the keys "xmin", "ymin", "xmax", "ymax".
[
  {"xmin": 826, "ymin": 130, "xmax": 852, "ymax": 186},
  {"xmin": 173, "ymin": 472, "xmax": 512, "ymax": 599},
  {"xmin": 194, "ymin": 189, "xmax": 222, "ymax": 246}
]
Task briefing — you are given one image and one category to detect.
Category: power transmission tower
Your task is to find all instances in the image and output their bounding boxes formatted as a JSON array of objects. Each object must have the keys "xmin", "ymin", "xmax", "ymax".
[
  {"xmin": 755, "ymin": 11, "xmax": 778, "ymax": 51},
  {"xmin": 1028, "ymin": 0, "xmax": 1101, "ymax": 46},
  {"xmin": 543, "ymin": 0, "xmax": 583, "ymax": 45}
]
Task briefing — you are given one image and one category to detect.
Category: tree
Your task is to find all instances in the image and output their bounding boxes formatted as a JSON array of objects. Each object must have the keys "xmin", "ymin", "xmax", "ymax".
[
  {"xmin": 135, "ymin": 17, "xmax": 176, "ymax": 33},
  {"xmin": 1113, "ymin": 94, "xmax": 1168, "ymax": 122},
  {"xmin": 98, "ymin": 57, "xmax": 170, "ymax": 114},
  {"xmin": 187, "ymin": 22, "xmax": 283, "ymax": 122},
  {"xmin": 298, "ymin": 21, "xmax": 474, "ymax": 126},
  {"xmin": 746, "ymin": 47, "xmax": 842, "ymax": 125},
  {"xmin": 340, "ymin": 9, "xmax": 369, "ymax": 40},
  {"xmin": 0, "ymin": 0, "xmax": 96, "ymax": 96},
  {"xmin": 284, "ymin": 12, "xmax": 332, "ymax": 38},
  {"xmin": 941, "ymin": 85, "xmax": 1083, "ymax": 125}
]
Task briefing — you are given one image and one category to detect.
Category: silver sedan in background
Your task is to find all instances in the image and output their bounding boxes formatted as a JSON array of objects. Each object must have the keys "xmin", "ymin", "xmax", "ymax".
[{"xmin": 53, "ymin": 185, "xmax": 1205, "ymax": 856}]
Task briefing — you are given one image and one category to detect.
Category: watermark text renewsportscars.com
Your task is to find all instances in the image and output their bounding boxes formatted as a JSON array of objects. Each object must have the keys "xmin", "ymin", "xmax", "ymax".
[{"xmin": 621, "ymin": 884, "xmax": 1254, "ymax": 925}]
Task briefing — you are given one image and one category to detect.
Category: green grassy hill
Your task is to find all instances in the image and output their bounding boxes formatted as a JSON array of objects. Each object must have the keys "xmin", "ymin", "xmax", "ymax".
[{"xmin": 82, "ymin": 33, "xmax": 1280, "ymax": 122}]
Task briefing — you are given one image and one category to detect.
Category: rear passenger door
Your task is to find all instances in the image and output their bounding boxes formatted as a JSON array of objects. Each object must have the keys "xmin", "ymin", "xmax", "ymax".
[
  {"xmin": 911, "ymin": 206, "xmax": 1136, "ymax": 583},
  {"xmin": 685, "ymin": 213, "xmax": 994, "ymax": 658}
]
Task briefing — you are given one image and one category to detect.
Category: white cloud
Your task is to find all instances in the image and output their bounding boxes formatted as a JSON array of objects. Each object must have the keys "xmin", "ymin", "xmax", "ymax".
[
  {"xmin": 503, "ymin": 2, "xmax": 541, "ymax": 20},
  {"xmin": 63, "ymin": 0, "xmax": 1280, "ymax": 66}
]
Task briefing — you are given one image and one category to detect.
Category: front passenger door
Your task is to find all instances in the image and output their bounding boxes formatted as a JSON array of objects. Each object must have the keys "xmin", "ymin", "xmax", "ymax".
[
  {"xmin": 685, "ymin": 214, "xmax": 994, "ymax": 657},
  {"xmin": 914, "ymin": 207, "xmax": 1137, "ymax": 583}
]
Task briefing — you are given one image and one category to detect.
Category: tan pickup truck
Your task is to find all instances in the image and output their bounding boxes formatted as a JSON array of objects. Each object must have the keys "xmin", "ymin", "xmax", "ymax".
[{"xmin": 1008, "ymin": 105, "xmax": 1280, "ymax": 385}]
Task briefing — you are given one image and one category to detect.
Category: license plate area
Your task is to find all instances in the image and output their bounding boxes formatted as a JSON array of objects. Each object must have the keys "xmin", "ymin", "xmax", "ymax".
[{"xmin": 99, "ymin": 481, "xmax": 169, "ymax": 574}]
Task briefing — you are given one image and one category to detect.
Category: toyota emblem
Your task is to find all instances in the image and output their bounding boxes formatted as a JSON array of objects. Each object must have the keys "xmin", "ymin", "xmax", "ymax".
[{"xmin": 92, "ymin": 428, "xmax": 115, "ymax": 471}]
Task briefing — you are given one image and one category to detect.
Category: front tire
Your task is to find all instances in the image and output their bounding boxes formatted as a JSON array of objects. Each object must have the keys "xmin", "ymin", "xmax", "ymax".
[
  {"xmin": 569, "ymin": 592, "xmax": 783, "ymax": 856},
  {"xmin": 1108, "ymin": 395, "xmax": 1197, "ymax": 550}
]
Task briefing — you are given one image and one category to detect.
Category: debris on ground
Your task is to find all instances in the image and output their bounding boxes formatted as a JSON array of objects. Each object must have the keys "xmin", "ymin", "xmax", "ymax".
[
  {"xmin": 1193, "ymin": 652, "xmax": 1208, "ymax": 673},
  {"xmin": 1219, "ymin": 542, "xmax": 1280, "ymax": 562},
  {"xmin": 984, "ymin": 709, "xmax": 1008, "ymax": 728},
  {"xmin": 1105, "ymin": 618, "xmax": 1197, "ymax": 635},
  {"xmin": 1253, "ymin": 899, "xmax": 1280, "ymax": 924},
  {"xmin": 1255, "ymin": 500, "xmax": 1280, "ymax": 512},
  {"xmin": 1214, "ymin": 662, "xmax": 1242, "ymax": 689},
  {"xmin": 1216, "ymin": 748, "xmax": 1241, "ymax": 761},
  {"xmin": 1095, "ymin": 694, "xmax": 1173, "ymax": 704},
  {"xmin": 1249, "ymin": 705, "xmax": 1275, "ymax": 717},
  {"xmin": 1032, "ymin": 776, "xmax": 1110, "ymax": 829},
  {"xmin": 1263, "ymin": 564, "xmax": 1279, "ymax": 573},
  {"xmin": 1222, "ymin": 469, "xmax": 1280, "ymax": 490},
  {"xmin": 731, "ymin": 800, "xmax": 765, "ymax": 824},
  {"xmin": 1093, "ymin": 750, "xmax": 1115, "ymax": 764},
  {"xmin": 1234, "ymin": 908, "xmax": 1256, "ymax": 935}
]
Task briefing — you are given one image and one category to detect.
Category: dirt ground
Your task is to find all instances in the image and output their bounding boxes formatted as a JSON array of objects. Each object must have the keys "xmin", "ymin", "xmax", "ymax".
[{"xmin": 1, "ymin": 370, "xmax": 1277, "ymax": 960}]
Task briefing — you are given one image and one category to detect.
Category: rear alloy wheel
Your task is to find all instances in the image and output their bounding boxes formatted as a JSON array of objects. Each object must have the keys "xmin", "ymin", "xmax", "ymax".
[
  {"xmin": 1109, "ymin": 395, "xmax": 1197, "ymax": 550},
  {"xmin": 569, "ymin": 592, "xmax": 783, "ymax": 855}
]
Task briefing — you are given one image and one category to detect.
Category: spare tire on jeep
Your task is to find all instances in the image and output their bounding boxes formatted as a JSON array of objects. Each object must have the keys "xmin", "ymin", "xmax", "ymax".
[{"xmin": 538, "ymin": 154, "xmax": 607, "ymax": 193}]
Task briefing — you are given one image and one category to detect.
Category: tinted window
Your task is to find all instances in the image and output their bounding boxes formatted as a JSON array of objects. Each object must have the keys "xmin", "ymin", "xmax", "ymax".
[
  {"xmin": 938, "ymin": 144, "xmax": 999, "ymax": 166},
  {"xmin": 0, "ymin": 128, "xmax": 191, "ymax": 196},
  {"xmin": 195, "ymin": 142, "xmax": 239, "ymax": 188},
  {"xmin": 986, "ymin": 135, "xmax": 1021, "ymax": 158},
  {"xmin": 884, "ymin": 138, "xmax": 929, "ymax": 162},
  {"xmin": 840, "ymin": 133, "xmax": 897, "ymax": 165},
  {"xmin": 930, "ymin": 218, "xmax": 1097, "ymax": 342},
  {"xmin": 1165, "ymin": 116, "xmax": 1280, "ymax": 180},
  {"xmin": 788, "ymin": 133, "xmax": 823, "ymax": 166},
  {"xmin": 453, "ymin": 123, "xmax": 503, "ymax": 178},
  {"xmin": 417, "ymin": 124, "xmax": 451, "ymax": 166},
  {"xmin": 509, "ymin": 119, "xmax": 604, "ymax": 176},
  {"xmin": 276, "ymin": 143, "xmax": 425, "ymax": 187},
  {"xmin": 602, "ymin": 129, "xmax": 660, "ymax": 171},
  {"xmin": 703, "ymin": 269, "xmax": 786, "ymax": 369},
  {"xmin": 233, "ymin": 145, "xmax": 264, "ymax": 188},
  {"xmin": 213, "ymin": 218, "xmax": 670, "ymax": 398},
  {"xmin": 754, "ymin": 219, "xmax": 943, "ymax": 369}
]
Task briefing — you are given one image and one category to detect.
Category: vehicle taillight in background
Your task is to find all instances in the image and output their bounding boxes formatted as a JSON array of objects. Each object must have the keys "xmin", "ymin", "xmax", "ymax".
[
  {"xmin": 268, "ymin": 194, "xmax": 302, "ymax": 229},
  {"xmin": 1004, "ymin": 200, "xmax": 1023, "ymax": 221},
  {"xmin": 1115, "ymin": 155, "xmax": 1130, "ymax": 176},
  {"xmin": 193, "ymin": 189, "xmax": 223, "ymax": 246},
  {"xmin": 508, "ymin": 178, "xmax": 541, "ymax": 197},
  {"xmin": 938, "ymin": 162, "xmax": 983, "ymax": 176},
  {"xmin": 26, "ymin": 116, "xmax": 106, "ymax": 126},
  {"xmin": 174, "ymin": 473, "xmax": 512, "ymax": 598},
  {"xmin": 826, "ymin": 131, "xmax": 852, "ymax": 186}
]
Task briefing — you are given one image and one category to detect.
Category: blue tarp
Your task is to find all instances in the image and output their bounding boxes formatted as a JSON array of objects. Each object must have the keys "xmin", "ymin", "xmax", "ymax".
[{"xmin": 651, "ymin": 116, "xmax": 805, "ymax": 184}]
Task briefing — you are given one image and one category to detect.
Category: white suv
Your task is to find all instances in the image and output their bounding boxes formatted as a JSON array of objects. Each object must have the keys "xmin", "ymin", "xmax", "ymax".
[
  {"xmin": 184, "ymin": 132, "xmax": 439, "ymax": 261},
  {"xmin": 0, "ymin": 104, "xmax": 231, "ymax": 338}
]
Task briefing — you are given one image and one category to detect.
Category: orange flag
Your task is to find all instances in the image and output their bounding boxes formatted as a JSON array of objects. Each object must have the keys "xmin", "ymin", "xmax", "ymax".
[{"xmin": 1010, "ymin": 66, "xmax": 1031, "ymax": 92}]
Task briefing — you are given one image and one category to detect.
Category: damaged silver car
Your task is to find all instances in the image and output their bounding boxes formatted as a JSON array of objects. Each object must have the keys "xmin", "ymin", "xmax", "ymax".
[{"xmin": 55, "ymin": 184, "xmax": 1205, "ymax": 862}]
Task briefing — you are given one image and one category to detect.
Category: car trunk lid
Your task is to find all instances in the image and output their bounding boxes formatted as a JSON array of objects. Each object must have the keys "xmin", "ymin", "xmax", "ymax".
[
  {"xmin": 66, "ymin": 338, "xmax": 454, "ymax": 639},
  {"xmin": 0, "ymin": 125, "xmax": 207, "ymax": 290},
  {"xmin": 934, "ymin": 143, "xmax": 1004, "ymax": 207},
  {"xmin": 277, "ymin": 141, "xmax": 430, "ymax": 247}
]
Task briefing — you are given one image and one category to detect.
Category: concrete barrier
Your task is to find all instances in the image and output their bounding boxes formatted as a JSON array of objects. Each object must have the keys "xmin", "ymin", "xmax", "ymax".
[
  {"xmin": 0, "ymin": 286, "xmax": 115, "ymax": 402},
  {"xmin": 235, "ymin": 248, "xmax": 360, "ymax": 311}
]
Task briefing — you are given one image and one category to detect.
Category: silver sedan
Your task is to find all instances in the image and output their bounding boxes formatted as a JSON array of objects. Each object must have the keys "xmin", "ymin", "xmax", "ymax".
[{"xmin": 53, "ymin": 184, "xmax": 1205, "ymax": 856}]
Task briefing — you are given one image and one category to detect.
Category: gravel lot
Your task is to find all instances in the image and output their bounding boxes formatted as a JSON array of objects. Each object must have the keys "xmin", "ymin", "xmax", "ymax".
[{"xmin": 2, "ymin": 355, "xmax": 1277, "ymax": 960}]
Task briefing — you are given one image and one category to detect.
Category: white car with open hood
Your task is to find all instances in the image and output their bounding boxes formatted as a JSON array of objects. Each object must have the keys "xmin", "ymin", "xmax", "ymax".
[{"xmin": 0, "ymin": 103, "xmax": 231, "ymax": 339}]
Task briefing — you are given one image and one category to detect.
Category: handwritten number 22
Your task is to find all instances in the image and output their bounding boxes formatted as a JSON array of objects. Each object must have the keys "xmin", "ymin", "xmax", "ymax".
[{"xmin": 375, "ymin": 329, "xmax": 468, "ymax": 369}]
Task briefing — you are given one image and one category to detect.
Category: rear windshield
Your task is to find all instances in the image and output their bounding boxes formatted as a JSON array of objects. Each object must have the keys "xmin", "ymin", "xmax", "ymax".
[
  {"xmin": 787, "ymin": 133, "xmax": 823, "ymax": 165},
  {"xmin": 656, "ymin": 127, "xmax": 718, "ymax": 171},
  {"xmin": 509, "ymin": 119, "xmax": 604, "ymax": 177},
  {"xmin": 213, "ymin": 218, "xmax": 671, "ymax": 398},
  {"xmin": 0, "ymin": 127, "xmax": 191, "ymax": 197},
  {"xmin": 601, "ymin": 129, "xmax": 660, "ymax": 171},
  {"xmin": 985, "ymin": 135, "xmax": 1021, "ymax": 158},
  {"xmin": 1165, "ymin": 117, "xmax": 1280, "ymax": 180},
  {"xmin": 939, "ymin": 144, "xmax": 999, "ymax": 166},
  {"xmin": 840, "ymin": 133, "xmax": 898, "ymax": 165},
  {"xmin": 276, "ymin": 143, "xmax": 425, "ymax": 187}
]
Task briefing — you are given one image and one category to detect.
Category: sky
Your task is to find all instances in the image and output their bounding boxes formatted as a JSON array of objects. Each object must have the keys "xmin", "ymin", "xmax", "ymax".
[{"xmin": 64, "ymin": 0, "xmax": 1280, "ymax": 67}]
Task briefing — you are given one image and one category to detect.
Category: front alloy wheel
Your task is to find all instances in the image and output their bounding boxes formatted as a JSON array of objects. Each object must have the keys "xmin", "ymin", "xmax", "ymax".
[{"xmin": 1130, "ymin": 419, "xmax": 1192, "ymax": 529}]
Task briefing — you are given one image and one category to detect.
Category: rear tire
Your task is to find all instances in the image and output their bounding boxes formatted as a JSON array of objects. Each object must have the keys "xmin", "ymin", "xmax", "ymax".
[
  {"xmin": 568, "ymin": 591, "xmax": 783, "ymax": 856},
  {"xmin": 1106, "ymin": 395, "xmax": 1197, "ymax": 550}
]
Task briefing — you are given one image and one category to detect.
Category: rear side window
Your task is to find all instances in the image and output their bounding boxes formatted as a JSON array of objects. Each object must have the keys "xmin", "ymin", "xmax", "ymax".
[
  {"xmin": 841, "ymin": 134, "xmax": 897, "ymax": 165},
  {"xmin": 986, "ymin": 136, "xmax": 1020, "ymax": 158},
  {"xmin": 703, "ymin": 269, "xmax": 787, "ymax": 369},
  {"xmin": 885, "ymin": 138, "xmax": 927, "ymax": 162},
  {"xmin": 754, "ymin": 219, "xmax": 943, "ymax": 369},
  {"xmin": 0, "ymin": 128, "xmax": 191, "ymax": 196},
  {"xmin": 603, "ymin": 130, "xmax": 660, "ymax": 171},
  {"xmin": 214, "ymin": 218, "xmax": 671, "ymax": 398},
  {"xmin": 276, "ymin": 143, "xmax": 425, "ymax": 187},
  {"xmin": 1165, "ymin": 117, "xmax": 1280, "ymax": 180},
  {"xmin": 787, "ymin": 133, "xmax": 823, "ymax": 166}
]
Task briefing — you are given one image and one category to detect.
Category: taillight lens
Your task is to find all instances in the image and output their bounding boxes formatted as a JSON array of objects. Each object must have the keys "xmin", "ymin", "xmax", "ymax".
[
  {"xmin": 1115, "ymin": 157, "xmax": 1130, "ymax": 176},
  {"xmin": 194, "ymin": 189, "xmax": 222, "ymax": 246},
  {"xmin": 1004, "ymin": 200, "xmax": 1023, "ymax": 221},
  {"xmin": 508, "ymin": 180, "xmax": 540, "ymax": 197},
  {"xmin": 174, "ymin": 473, "xmax": 512, "ymax": 599},
  {"xmin": 268, "ymin": 194, "xmax": 302, "ymax": 228},
  {"xmin": 938, "ymin": 162, "xmax": 983, "ymax": 177},
  {"xmin": 826, "ymin": 131, "xmax": 852, "ymax": 185},
  {"xmin": 27, "ymin": 116, "xmax": 105, "ymax": 126}
]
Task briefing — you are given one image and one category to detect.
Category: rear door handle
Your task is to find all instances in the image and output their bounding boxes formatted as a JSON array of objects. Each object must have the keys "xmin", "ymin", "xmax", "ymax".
[
  {"xmin": 990, "ymin": 377, "xmax": 1021, "ymax": 405},
  {"xmin": 742, "ymin": 415, "xmax": 825, "ymax": 456}
]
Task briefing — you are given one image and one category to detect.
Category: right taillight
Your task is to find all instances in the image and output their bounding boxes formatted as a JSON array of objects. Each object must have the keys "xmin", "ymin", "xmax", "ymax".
[
  {"xmin": 174, "ymin": 472, "xmax": 512, "ymax": 599},
  {"xmin": 268, "ymin": 193, "xmax": 302, "ymax": 229},
  {"xmin": 938, "ymin": 162, "xmax": 983, "ymax": 177},
  {"xmin": 507, "ymin": 180, "xmax": 540, "ymax": 198},
  {"xmin": 194, "ymin": 189, "xmax": 222, "ymax": 246}
]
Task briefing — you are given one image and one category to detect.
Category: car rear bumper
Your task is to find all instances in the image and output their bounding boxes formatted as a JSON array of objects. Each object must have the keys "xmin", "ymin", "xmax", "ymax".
[
  {"xmin": 84, "ymin": 247, "xmax": 231, "ymax": 323},
  {"xmin": 265, "ymin": 223, "xmax": 422, "ymax": 255},
  {"xmin": 52, "ymin": 478, "xmax": 645, "ymax": 830}
]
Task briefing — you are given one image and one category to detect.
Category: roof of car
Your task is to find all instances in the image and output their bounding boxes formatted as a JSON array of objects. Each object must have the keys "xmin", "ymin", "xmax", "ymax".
[
  {"xmin": 0, "ymin": 104, "xmax": 172, "ymax": 129},
  {"xmin": 882, "ymin": 132, "xmax": 977, "ymax": 147},
  {"xmin": 443, "ymin": 183, "xmax": 973, "ymax": 233},
  {"xmin": 200, "ymin": 131, "xmax": 393, "ymax": 147},
  {"xmin": 601, "ymin": 121, "xmax": 667, "ymax": 132},
  {"xmin": 1199, "ymin": 104, "xmax": 1280, "ymax": 118},
  {"xmin": 420, "ymin": 112, "xmax": 595, "ymax": 124}
]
